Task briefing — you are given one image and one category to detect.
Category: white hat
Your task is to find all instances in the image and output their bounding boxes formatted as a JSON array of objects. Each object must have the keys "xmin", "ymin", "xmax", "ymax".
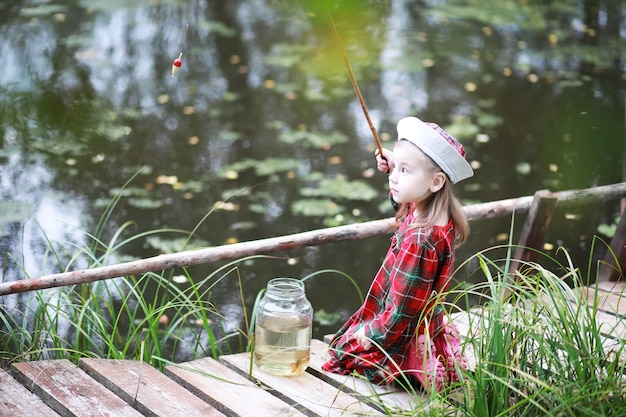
[{"xmin": 396, "ymin": 116, "xmax": 474, "ymax": 184}]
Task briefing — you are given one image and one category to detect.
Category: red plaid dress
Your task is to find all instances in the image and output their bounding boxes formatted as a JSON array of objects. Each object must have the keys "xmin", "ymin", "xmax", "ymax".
[{"xmin": 322, "ymin": 206, "xmax": 466, "ymax": 391}]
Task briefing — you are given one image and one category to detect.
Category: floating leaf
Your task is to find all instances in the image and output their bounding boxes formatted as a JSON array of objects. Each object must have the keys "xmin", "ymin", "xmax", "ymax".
[
  {"xmin": 446, "ymin": 117, "xmax": 479, "ymax": 140},
  {"xmin": 196, "ymin": 20, "xmax": 237, "ymax": 37},
  {"xmin": 213, "ymin": 201, "xmax": 239, "ymax": 211},
  {"xmin": 217, "ymin": 160, "xmax": 257, "ymax": 178},
  {"xmin": 128, "ymin": 198, "xmax": 164, "ymax": 209},
  {"xmin": 279, "ymin": 130, "xmax": 348, "ymax": 149},
  {"xmin": 597, "ymin": 217, "xmax": 620, "ymax": 238},
  {"xmin": 291, "ymin": 199, "xmax": 344, "ymax": 217},
  {"xmin": 145, "ymin": 236, "xmax": 210, "ymax": 253},
  {"xmin": 476, "ymin": 112, "xmax": 504, "ymax": 129},
  {"xmin": 229, "ymin": 221, "xmax": 257, "ymax": 231},
  {"xmin": 221, "ymin": 187, "xmax": 252, "ymax": 200},
  {"xmin": 265, "ymin": 43, "xmax": 315, "ymax": 69},
  {"xmin": 313, "ymin": 309, "xmax": 342, "ymax": 326},
  {"xmin": 20, "ymin": 4, "xmax": 67, "ymax": 17},
  {"xmin": 219, "ymin": 158, "xmax": 301, "ymax": 178},
  {"xmin": 217, "ymin": 130, "xmax": 241, "ymax": 143},
  {"xmin": 300, "ymin": 178, "xmax": 377, "ymax": 201},
  {"xmin": 515, "ymin": 162, "xmax": 532, "ymax": 175},
  {"xmin": 255, "ymin": 158, "xmax": 301, "ymax": 176},
  {"xmin": 156, "ymin": 175, "xmax": 178, "ymax": 185},
  {"xmin": 108, "ymin": 186, "xmax": 150, "ymax": 198},
  {"xmin": 249, "ymin": 203, "xmax": 267, "ymax": 214},
  {"xmin": 95, "ymin": 124, "xmax": 131, "ymax": 142},
  {"xmin": 179, "ymin": 180, "xmax": 204, "ymax": 193}
]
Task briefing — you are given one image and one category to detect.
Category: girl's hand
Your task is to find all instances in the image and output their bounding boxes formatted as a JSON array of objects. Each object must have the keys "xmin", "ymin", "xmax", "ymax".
[
  {"xmin": 375, "ymin": 148, "xmax": 393, "ymax": 174},
  {"xmin": 354, "ymin": 327, "xmax": 372, "ymax": 350}
]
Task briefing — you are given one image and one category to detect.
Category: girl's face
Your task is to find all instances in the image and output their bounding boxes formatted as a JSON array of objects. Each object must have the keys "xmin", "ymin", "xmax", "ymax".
[{"xmin": 388, "ymin": 140, "xmax": 446, "ymax": 208}]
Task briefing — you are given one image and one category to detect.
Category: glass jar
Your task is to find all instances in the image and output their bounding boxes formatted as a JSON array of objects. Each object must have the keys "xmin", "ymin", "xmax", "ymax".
[{"xmin": 254, "ymin": 278, "xmax": 313, "ymax": 376}]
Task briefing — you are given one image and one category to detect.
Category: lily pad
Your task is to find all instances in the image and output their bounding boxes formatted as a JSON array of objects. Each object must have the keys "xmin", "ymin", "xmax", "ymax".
[
  {"xmin": 265, "ymin": 43, "xmax": 315, "ymax": 68},
  {"xmin": 300, "ymin": 178, "xmax": 378, "ymax": 201},
  {"xmin": 219, "ymin": 158, "xmax": 301, "ymax": 178},
  {"xmin": 128, "ymin": 197, "xmax": 164, "ymax": 209},
  {"xmin": 196, "ymin": 20, "xmax": 237, "ymax": 37},
  {"xmin": 313, "ymin": 309, "xmax": 342, "ymax": 326},
  {"xmin": 20, "ymin": 4, "xmax": 67, "ymax": 17},
  {"xmin": 279, "ymin": 130, "xmax": 348, "ymax": 149},
  {"xmin": 291, "ymin": 198, "xmax": 344, "ymax": 217},
  {"xmin": 597, "ymin": 217, "xmax": 620, "ymax": 238},
  {"xmin": 145, "ymin": 236, "xmax": 210, "ymax": 253},
  {"xmin": 108, "ymin": 186, "xmax": 151, "ymax": 198}
]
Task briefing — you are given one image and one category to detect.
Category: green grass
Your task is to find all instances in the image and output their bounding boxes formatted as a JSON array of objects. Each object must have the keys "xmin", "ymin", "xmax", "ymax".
[
  {"xmin": 0, "ymin": 173, "xmax": 256, "ymax": 369},
  {"xmin": 0, "ymin": 243, "xmax": 258, "ymax": 370},
  {"xmin": 420, "ymin": 241, "xmax": 626, "ymax": 416}
]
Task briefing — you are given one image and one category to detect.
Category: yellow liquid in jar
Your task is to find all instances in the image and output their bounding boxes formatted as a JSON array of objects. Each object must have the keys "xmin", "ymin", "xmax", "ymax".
[{"xmin": 254, "ymin": 323, "xmax": 311, "ymax": 376}]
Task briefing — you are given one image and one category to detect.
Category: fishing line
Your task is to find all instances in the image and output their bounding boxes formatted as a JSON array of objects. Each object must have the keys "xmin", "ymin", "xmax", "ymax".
[
  {"xmin": 324, "ymin": 5, "xmax": 385, "ymax": 159},
  {"xmin": 135, "ymin": 24, "xmax": 190, "ymax": 168}
]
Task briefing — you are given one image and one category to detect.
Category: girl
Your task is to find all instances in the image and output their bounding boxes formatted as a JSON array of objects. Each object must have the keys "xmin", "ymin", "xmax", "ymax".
[{"xmin": 322, "ymin": 116, "xmax": 473, "ymax": 393}]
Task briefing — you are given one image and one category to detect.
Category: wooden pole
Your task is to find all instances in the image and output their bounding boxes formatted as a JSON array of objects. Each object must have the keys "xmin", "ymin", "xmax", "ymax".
[
  {"xmin": 511, "ymin": 190, "xmax": 558, "ymax": 268},
  {"xmin": 326, "ymin": 10, "xmax": 384, "ymax": 157},
  {"xmin": 599, "ymin": 108, "xmax": 626, "ymax": 282},
  {"xmin": 1, "ymin": 182, "xmax": 626, "ymax": 296},
  {"xmin": 505, "ymin": 190, "xmax": 559, "ymax": 300},
  {"xmin": 0, "ymin": 218, "xmax": 396, "ymax": 296}
]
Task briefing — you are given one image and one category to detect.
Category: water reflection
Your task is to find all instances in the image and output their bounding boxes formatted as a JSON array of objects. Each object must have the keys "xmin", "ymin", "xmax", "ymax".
[
  {"xmin": 1, "ymin": 141, "xmax": 86, "ymax": 271},
  {"xmin": 1, "ymin": 0, "xmax": 624, "ymax": 360}
]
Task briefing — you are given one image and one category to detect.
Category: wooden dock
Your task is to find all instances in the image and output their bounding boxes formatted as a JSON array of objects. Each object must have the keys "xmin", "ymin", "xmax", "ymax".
[
  {"xmin": 2, "ymin": 337, "xmax": 422, "ymax": 417},
  {"xmin": 2, "ymin": 281, "xmax": 625, "ymax": 417}
]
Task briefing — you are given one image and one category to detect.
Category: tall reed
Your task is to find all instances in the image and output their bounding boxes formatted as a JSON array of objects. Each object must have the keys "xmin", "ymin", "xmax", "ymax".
[
  {"xmin": 0, "ymin": 174, "xmax": 255, "ymax": 369},
  {"xmin": 0, "ymin": 232, "xmax": 259, "ymax": 369},
  {"xmin": 434, "ymin": 241, "xmax": 626, "ymax": 416}
]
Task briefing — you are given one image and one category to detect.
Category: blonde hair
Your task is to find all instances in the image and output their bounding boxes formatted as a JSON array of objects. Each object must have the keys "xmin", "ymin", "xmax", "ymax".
[{"xmin": 394, "ymin": 142, "xmax": 469, "ymax": 246}]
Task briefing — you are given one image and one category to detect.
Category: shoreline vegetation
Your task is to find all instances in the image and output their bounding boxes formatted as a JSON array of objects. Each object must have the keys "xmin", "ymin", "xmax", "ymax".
[{"xmin": 1, "ymin": 202, "xmax": 625, "ymax": 415}]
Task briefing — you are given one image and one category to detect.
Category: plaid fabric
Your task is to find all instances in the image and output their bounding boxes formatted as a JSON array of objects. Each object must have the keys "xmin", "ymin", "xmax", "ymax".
[{"xmin": 322, "ymin": 202, "xmax": 456, "ymax": 384}]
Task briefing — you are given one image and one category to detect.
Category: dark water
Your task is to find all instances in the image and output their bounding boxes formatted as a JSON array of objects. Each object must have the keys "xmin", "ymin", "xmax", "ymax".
[{"xmin": 1, "ymin": 0, "xmax": 624, "ymax": 346}]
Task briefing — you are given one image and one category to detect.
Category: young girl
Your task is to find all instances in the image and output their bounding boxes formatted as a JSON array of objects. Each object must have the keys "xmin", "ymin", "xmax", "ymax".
[{"xmin": 322, "ymin": 116, "xmax": 473, "ymax": 393}]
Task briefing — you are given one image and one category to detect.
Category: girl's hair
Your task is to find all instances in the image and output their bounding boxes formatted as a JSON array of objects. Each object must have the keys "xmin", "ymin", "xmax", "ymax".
[{"xmin": 394, "ymin": 143, "xmax": 470, "ymax": 246}]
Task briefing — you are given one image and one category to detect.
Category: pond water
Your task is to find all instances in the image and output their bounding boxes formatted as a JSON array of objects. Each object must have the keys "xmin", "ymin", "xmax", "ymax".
[{"xmin": 1, "ymin": 0, "xmax": 624, "ymax": 353}]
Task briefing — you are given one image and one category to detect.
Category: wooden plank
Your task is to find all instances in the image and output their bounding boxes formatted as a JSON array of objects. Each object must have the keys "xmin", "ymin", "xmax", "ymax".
[
  {"xmin": 307, "ymin": 339, "xmax": 426, "ymax": 413},
  {"xmin": 220, "ymin": 351, "xmax": 382, "ymax": 416},
  {"xmin": 576, "ymin": 285, "xmax": 626, "ymax": 317},
  {"xmin": 559, "ymin": 286, "xmax": 626, "ymax": 345},
  {"xmin": 79, "ymin": 358, "xmax": 224, "ymax": 417},
  {"xmin": 165, "ymin": 356, "xmax": 306, "ymax": 417},
  {"xmin": 0, "ymin": 368, "xmax": 61, "ymax": 417},
  {"xmin": 597, "ymin": 280, "xmax": 626, "ymax": 294},
  {"xmin": 11, "ymin": 360, "xmax": 143, "ymax": 417},
  {"xmin": 593, "ymin": 281, "xmax": 626, "ymax": 314}
]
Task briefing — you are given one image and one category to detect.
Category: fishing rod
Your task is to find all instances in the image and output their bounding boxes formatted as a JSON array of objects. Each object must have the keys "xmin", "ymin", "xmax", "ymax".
[{"xmin": 326, "ymin": 9, "xmax": 385, "ymax": 159}]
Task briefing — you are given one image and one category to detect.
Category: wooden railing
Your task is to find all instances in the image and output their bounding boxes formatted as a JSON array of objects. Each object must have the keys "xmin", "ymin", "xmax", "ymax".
[{"xmin": 1, "ymin": 182, "xmax": 625, "ymax": 296}]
